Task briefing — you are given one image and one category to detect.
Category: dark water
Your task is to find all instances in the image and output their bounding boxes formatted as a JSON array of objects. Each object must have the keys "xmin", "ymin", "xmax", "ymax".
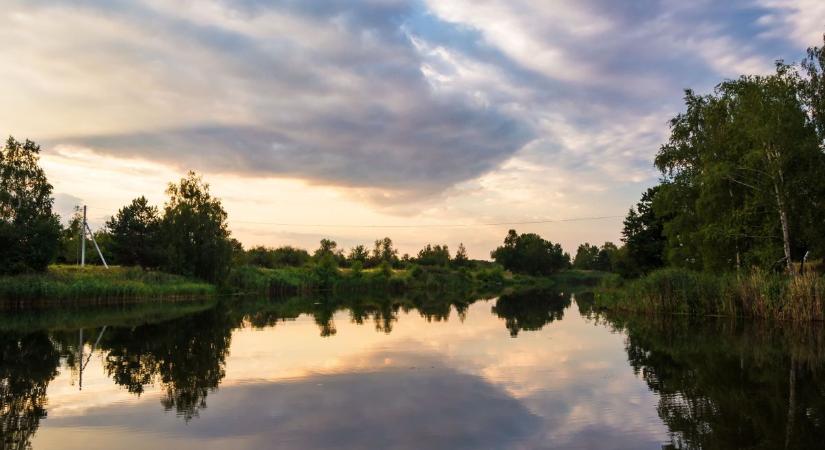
[{"xmin": 2, "ymin": 289, "xmax": 824, "ymax": 449}]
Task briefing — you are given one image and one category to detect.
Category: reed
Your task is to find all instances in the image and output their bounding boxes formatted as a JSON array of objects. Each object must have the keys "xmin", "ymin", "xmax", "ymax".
[
  {"xmin": 0, "ymin": 265, "xmax": 216, "ymax": 301},
  {"xmin": 595, "ymin": 267, "xmax": 825, "ymax": 321}
]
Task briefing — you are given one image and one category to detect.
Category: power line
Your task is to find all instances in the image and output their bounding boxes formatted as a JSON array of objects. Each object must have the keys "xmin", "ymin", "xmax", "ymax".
[{"xmin": 230, "ymin": 215, "xmax": 623, "ymax": 229}]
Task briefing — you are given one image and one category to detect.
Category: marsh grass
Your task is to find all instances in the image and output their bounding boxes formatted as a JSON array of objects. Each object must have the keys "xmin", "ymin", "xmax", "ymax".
[
  {"xmin": 596, "ymin": 267, "xmax": 825, "ymax": 321},
  {"xmin": 0, "ymin": 265, "xmax": 216, "ymax": 301}
]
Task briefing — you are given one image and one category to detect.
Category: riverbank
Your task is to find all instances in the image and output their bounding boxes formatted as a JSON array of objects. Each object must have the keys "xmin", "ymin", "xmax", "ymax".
[
  {"xmin": 0, "ymin": 265, "xmax": 216, "ymax": 301},
  {"xmin": 226, "ymin": 264, "xmax": 609, "ymax": 296},
  {"xmin": 0, "ymin": 264, "xmax": 608, "ymax": 302},
  {"xmin": 595, "ymin": 268, "xmax": 825, "ymax": 321}
]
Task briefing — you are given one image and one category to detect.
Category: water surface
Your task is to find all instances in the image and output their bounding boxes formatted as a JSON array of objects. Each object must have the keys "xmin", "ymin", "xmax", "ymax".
[{"xmin": 2, "ymin": 290, "xmax": 823, "ymax": 449}]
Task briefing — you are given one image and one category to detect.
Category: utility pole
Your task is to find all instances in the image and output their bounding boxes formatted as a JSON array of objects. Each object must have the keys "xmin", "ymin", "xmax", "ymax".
[
  {"xmin": 79, "ymin": 205, "xmax": 109, "ymax": 269},
  {"xmin": 81, "ymin": 205, "xmax": 86, "ymax": 267}
]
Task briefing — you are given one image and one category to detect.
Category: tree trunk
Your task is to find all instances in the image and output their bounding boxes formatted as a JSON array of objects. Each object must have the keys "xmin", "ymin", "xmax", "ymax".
[
  {"xmin": 773, "ymin": 180, "xmax": 796, "ymax": 276},
  {"xmin": 768, "ymin": 146, "xmax": 796, "ymax": 276}
]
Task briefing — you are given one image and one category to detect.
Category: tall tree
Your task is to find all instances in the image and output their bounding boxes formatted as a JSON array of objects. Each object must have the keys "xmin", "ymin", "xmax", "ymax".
[
  {"xmin": 0, "ymin": 137, "xmax": 61, "ymax": 274},
  {"xmin": 573, "ymin": 243, "xmax": 600, "ymax": 270},
  {"xmin": 491, "ymin": 229, "xmax": 569, "ymax": 275},
  {"xmin": 453, "ymin": 243, "xmax": 469, "ymax": 267},
  {"xmin": 161, "ymin": 171, "xmax": 233, "ymax": 283},
  {"xmin": 620, "ymin": 187, "xmax": 667, "ymax": 277},
  {"xmin": 655, "ymin": 66, "xmax": 825, "ymax": 273},
  {"xmin": 106, "ymin": 196, "xmax": 162, "ymax": 267}
]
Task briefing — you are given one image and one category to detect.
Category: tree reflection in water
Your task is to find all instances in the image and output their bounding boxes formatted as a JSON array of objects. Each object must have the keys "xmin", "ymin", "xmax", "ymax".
[
  {"xmin": 492, "ymin": 288, "xmax": 571, "ymax": 337},
  {"xmin": 6, "ymin": 289, "xmax": 825, "ymax": 449},
  {"xmin": 597, "ymin": 312, "xmax": 825, "ymax": 449},
  {"xmin": 97, "ymin": 306, "xmax": 233, "ymax": 421},
  {"xmin": 0, "ymin": 331, "xmax": 60, "ymax": 450}
]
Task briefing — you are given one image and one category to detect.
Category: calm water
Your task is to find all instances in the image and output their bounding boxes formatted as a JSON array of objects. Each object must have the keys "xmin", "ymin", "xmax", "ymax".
[{"xmin": 2, "ymin": 289, "xmax": 824, "ymax": 449}]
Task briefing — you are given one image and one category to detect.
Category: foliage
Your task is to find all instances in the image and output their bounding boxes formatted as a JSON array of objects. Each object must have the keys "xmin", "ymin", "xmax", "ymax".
[
  {"xmin": 619, "ymin": 187, "xmax": 667, "ymax": 277},
  {"xmin": 491, "ymin": 229, "xmax": 570, "ymax": 275},
  {"xmin": 596, "ymin": 267, "xmax": 825, "ymax": 320},
  {"xmin": 347, "ymin": 244, "xmax": 370, "ymax": 266},
  {"xmin": 106, "ymin": 196, "xmax": 163, "ymax": 268},
  {"xmin": 245, "ymin": 245, "xmax": 310, "ymax": 268},
  {"xmin": 453, "ymin": 243, "xmax": 469, "ymax": 267},
  {"xmin": 160, "ymin": 171, "xmax": 233, "ymax": 283},
  {"xmin": 371, "ymin": 237, "xmax": 398, "ymax": 268},
  {"xmin": 573, "ymin": 243, "xmax": 599, "ymax": 270},
  {"xmin": 654, "ymin": 66, "xmax": 825, "ymax": 273},
  {"xmin": 0, "ymin": 137, "xmax": 61, "ymax": 274},
  {"xmin": 416, "ymin": 244, "xmax": 451, "ymax": 267}
]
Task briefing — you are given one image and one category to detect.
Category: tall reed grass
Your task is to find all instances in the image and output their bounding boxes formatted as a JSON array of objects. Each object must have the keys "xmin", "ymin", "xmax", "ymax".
[
  {"xmin": 0, "ymin": 265, "xmax": 216, "ymax": 301},
  {"xmin": 596, "ymin": 268, "xmax": 825, "ymax": 321}
]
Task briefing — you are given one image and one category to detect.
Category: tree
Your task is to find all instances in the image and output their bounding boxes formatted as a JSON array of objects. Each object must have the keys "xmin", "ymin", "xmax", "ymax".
[
  {"xmin": 370, "ymin": 237, "xmax": 398, "ymax": 268},
  {"xmin": 160, "ymin": 171, "xmax": 233, "ymax": 283},
  {"xmin": 106, "ymin": 196, "xmax": 162, "ymax": 267},
  {"xmin": 314, "ymin": 239, "xmax": 338, "ymax": 259},
  {"xmin": 620, "ymin": 187, "xmax": 667, "ymax": 277},
  {"xmin": 0, "ymin": 137, "xmax": 61, "ymax": 274},
  {"xmin": 655, "ymin": 66, "xmax": 825, "ymax": 273},
  {"xmin": 573, "ymin": 243, "xmax": 600, "ymax": 270},
  {"xmin": 594, "ymin": 242, "xmax": 618, "ymax": 272},
  {"xmin": 416, "ymin": 244, "xmax": 451, "ymax": 267},
  {"xmin": 453, "ymin": 243, "xmax": 469, "ymax": 267},
  {"xmin": 347, "ymin": 244, "xmax": 370, "ymax": 266},
  {"xmin": 490, "ymin": 229, "xmax": 569, "ymax": 275}
]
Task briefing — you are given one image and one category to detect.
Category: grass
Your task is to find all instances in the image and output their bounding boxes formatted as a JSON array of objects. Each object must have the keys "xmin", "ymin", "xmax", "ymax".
[
  {"xmin": 595, "ymin": 267, "xmax": 825, "ymax": 321},
  {"xmin": 0, "ymin": 265, "xmax": 216, "ymax": 301},
  {"xmin": 225, "ymin": 264, "xmax": 601, "ymax": 297}
]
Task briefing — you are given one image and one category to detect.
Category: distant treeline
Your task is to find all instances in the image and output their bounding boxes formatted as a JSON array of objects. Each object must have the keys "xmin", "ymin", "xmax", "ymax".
[{"xmin": 0, "ymin": 135, "xmax": 578, "ymax": 285}]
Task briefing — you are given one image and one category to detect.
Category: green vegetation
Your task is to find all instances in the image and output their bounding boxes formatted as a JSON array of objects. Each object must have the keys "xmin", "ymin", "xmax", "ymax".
[
  {"xmin": 0, "ymin": 137, "xmax": 62, "ymax": 274},
  {"xmin": 490, "ymin": 229, "xmax": 570, "ymax": 275},
  {"xmin": 0, "ymin": 265, "xmax": 215, "ymax": 301},
  {"xmin": 594, "ymin": 36, "xmax": 825, "ymax": 320},
  {"xmin": 588, "ymin": 311, "xmax": 825, "ymax": 449},
  {"xmin": 597, "ymin": 268, "xmax": 825, "ymax": 320}
]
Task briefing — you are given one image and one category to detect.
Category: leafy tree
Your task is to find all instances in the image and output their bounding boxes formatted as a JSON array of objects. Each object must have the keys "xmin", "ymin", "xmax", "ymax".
[
  {"xmin": 453, "ymin": 243, "xmax": 469, "ymax": 267},
  {"xmin": 314, "ymin": 238, "xmax": 338, "ymax": 259},
  {"xmin": 347, "ymin": 245, "xmax": 370, "ymax": 266},
  {"xmin": 490, "ymin": 229, "xmax": 570, "ymax": 275},
  {"xmin": 594, "ymin": 242, "xmax": 618, "ymax": 272},
  {"xmin": 655, "ymin": 66, "xmax": 825, "ymax": 273},
  {"xmin": 416, "ymin": 244, "xmax": 451, "ymax": 267},
  {"xmin": 246, "ymin": 245, "xmax": 310, "ymax": 268},
  {"xmin": 106, "ymin": 196, "xmax": 162, "ymax": 267},
  {"xmin": 620, "ymin": 187, "xmax": 667, "ymax": 277},
  {"xmin": 802, "ymin": 34, "xmax": 825, "ymax": 145},
  {"xmin": 160, "ymin": 171, "xmax": 233, "ymax": 283},
  {"xmin": 573, "ymin": 243, "xmax": 600, "ymax": 269},
  {"xmin": 370, "ymin": 237, "xmax": 398, "ymax": 268},
  {"xmin": 0, "ymin": 137, "xmax": 61, "ymax": 274}
]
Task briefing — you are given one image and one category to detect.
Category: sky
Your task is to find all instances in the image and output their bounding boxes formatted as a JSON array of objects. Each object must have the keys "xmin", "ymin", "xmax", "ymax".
[{"xmin": 2, "ymin": 0, "xmax": 824, "ymax": 258}]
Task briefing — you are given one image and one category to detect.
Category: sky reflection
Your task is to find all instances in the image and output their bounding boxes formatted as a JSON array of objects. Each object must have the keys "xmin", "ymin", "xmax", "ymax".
[{"xmin": 28, "ymin": 299, "xmax": 669, "ymax": 449}]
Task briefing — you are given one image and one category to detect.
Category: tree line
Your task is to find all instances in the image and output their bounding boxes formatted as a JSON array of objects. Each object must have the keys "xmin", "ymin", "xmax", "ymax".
[{"xmin": 610, "ymin": 36, "xmax": 825, "ymax": 278}]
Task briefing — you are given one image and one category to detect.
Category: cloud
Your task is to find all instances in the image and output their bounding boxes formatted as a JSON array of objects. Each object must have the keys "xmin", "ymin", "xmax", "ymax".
[{"xmin": 3, "ymin": 0, "xmax": 823, "ymax": 247}]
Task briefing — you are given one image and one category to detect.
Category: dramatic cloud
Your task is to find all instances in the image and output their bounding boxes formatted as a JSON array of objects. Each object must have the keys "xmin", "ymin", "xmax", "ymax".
[{"xmin": 2, "ymin": 0, "xmax": 822, "ymax": 251}]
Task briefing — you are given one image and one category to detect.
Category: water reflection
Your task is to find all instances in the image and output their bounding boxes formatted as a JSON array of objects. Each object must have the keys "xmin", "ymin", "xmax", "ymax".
[
  {"xmin": 0, "ymin": 288, "xmax": 824, "ymax": 449},
  {"xmin": 492, "ymin": 288, "xmax": 571, "ymax": 337},
  {"xmin": 593, "ymin": 312, "xmax": 825, "ymax": 449},
  {"xmin": 0, "ymin": 331, "xmax": 59, "ymax": 450}
]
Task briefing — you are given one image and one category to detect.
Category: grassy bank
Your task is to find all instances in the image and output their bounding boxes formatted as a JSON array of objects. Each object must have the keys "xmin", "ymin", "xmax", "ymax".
[
  {"xmin": 226, "ymin": 264, "xmax": 608, "ymax": 297},
  {"xmin": 595, "ymin": 268, "xmax": 825, "ymax": 320},
  {"xmin": 0, "ymin": 265, "xmax": 216, "ymax": 301}
]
